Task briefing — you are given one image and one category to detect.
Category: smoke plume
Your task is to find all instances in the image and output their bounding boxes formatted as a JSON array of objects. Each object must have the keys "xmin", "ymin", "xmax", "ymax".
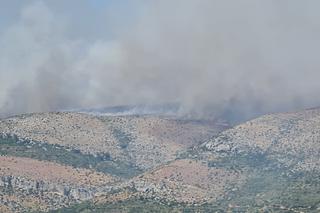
[{"xmin": 1, "ymin": 0, "xmax": 320, "ymax": 121}]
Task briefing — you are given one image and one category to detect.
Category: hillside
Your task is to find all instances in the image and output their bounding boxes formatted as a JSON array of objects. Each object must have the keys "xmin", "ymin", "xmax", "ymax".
[
  {"xmin": 202, "ymin": 107, "xmax": 320, "ymax": 172},
  {"xmin": 0, "ymin": 112, "xmax": 223, "ymax": 175},
  {"xmin": 0, "ymin": 111, "xmax": 226, "ymax": 212},
  {"xmin": 198, "ymin": 107, "xmax": 320, "ymax": 211},
  {"xmin": 0, "ymin": 108, "xmax": 320, "ymax": 212}
]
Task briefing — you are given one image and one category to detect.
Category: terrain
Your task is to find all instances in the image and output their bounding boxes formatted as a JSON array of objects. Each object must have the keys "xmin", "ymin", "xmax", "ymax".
[{"xmin": 0, "ymin": 108, "xmax": 320, "ymax": 212}]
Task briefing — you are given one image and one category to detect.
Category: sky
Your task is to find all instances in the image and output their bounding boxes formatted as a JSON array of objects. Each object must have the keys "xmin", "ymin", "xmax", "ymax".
[{"xmin": 1, "ymin": 0, "xmax": 320, "ymax": 121}]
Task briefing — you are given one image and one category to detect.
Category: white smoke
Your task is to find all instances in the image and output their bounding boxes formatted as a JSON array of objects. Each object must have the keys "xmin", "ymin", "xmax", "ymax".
[{"xmin": 1, "ymin": 0, "xmax": 320, "ymax": 121}]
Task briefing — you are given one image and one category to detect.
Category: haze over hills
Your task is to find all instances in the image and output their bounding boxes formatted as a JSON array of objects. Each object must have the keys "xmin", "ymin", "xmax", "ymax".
[{"xmin": 0, "ymin": 107, "xmax": 320, "ymax": 212}]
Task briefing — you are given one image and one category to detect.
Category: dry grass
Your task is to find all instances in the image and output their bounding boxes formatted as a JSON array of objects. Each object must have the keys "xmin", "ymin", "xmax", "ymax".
[
  {"xmin": 0, "ymin": 156, "xmax": 118, "ymax": 186},
  {"xmin": 131, "ymin": 159, "xmax": 246, "ymax": 203}
]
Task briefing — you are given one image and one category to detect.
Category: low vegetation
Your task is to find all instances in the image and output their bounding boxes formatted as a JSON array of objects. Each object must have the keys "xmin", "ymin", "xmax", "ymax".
[
  {"xmin": 112, "ymin": 128, "xmax": 133, "ymax": 149},
  {"xmin": 49, "ymin": 198, "xmax": 226, "ymax": 213},
  {"xmin": 0, "ymin": 134, "xmax": 142, "ymax": 178}
]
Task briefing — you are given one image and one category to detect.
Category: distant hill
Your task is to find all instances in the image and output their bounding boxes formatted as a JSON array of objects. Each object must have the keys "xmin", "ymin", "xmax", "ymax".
[{"xmin": 74, "ymin": 104, "xmax": 180, "ymax": 117}]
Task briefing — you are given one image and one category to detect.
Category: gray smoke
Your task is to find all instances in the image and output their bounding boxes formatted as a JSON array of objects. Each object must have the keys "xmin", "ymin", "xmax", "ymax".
[{"xmin": 1, "ymin": 0, "xmax": 320, "ymax": 121}]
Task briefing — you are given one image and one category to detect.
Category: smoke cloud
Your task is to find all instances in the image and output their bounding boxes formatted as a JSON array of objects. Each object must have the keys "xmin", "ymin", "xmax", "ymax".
[{"xmin": 1, "ymin": 0, "xmax": 320, "ymax": 121}]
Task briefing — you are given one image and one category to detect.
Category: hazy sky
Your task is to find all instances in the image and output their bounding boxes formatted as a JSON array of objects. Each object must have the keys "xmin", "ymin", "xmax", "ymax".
[{"xmin": 1, "ymin": 0, "xmax": 320, "ymax": 121}]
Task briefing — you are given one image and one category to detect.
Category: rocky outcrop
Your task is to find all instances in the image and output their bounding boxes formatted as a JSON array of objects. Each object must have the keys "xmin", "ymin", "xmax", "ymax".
[
  {"xmin": 0, "ymin": 155, "xmax": 119, "ymax": 212},
  {"xmin": 0, "ymin": 175, "xmax": 117, "ymax": 212}
]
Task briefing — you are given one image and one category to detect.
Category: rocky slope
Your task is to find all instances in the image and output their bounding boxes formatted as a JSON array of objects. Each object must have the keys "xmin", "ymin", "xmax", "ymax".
[
  {"xmin": 128, "ymin": 159, "xmax": 246, "ymax": 204},
  {"xmin": 0, "ymin": 156, "xmax": 119, "ymax": 212}
]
